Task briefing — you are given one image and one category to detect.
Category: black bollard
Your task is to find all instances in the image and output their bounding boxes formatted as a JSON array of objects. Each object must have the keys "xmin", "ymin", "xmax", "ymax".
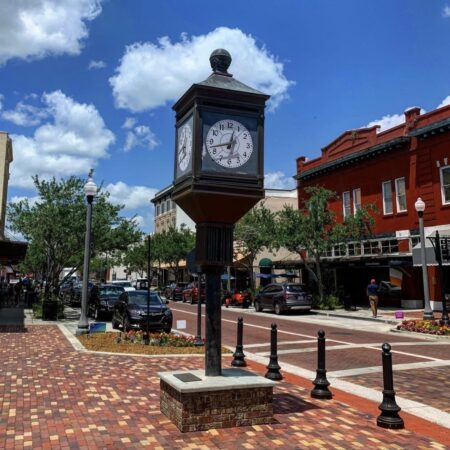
[
  {"xmin": 377, "ymin": 343, "xmax": 404, "ymax": 429},
  {"xmin": 265, "ymin": 323, "xmax": 283, "ymax": 380},
  {"xmin": 231, "ymin": 317, "xmax": 246, "ymax": 367},
  {"xmin": 311, "ymin": 330, "xmax": 332, "ymax": 399}
]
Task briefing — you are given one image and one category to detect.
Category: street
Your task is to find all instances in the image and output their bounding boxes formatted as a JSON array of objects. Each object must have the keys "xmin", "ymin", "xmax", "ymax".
[{"xmin": 170, "ymin": 302, "xmax": 450, "ymax": 424}]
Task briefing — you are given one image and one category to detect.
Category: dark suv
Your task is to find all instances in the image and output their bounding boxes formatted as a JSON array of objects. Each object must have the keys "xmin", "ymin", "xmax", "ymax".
[
  {"xmin": 170, "ymin": 282, "xmax": 189, "ymax": 301},
  {"xmin": 254, "ymin": 283, "xmax": 313, "ymax": 315},
  {"xmin": 112, "ymin": 290, "xmax": 173, "ymax": 332},
  {"xmin": 88, "ymin": 284, "xmax": 125, "ymax": 320}
]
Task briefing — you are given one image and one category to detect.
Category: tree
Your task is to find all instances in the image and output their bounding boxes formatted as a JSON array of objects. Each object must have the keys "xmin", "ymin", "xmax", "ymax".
[
  {"xmin": 234, "ymin": 203, "xmax": 277, "ymax": 288},
  {"xmin": 276, "ymin": 186, "xmax": 376, "ymax": 302},
  {"xmin": 121, "ymin": 226, "xmax": 195, "ymax": 284},
  {"xmin": 7, "ymin": 176, "xmax": 142, "ymax": 294},
  {"xmin": 162, "ymin": 225, "xmax": 195, "ymax": 277}
]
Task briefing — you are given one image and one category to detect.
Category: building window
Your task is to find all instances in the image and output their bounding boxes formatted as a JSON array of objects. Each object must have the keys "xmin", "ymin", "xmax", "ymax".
[
  {"xmin": 343, "ymin": 191, "xmax": 351, "ymax": 219},
  {"xmin": 363, "ymin": 241, "xmax": 380, "ymax": 255},
  {"xmin": 353, "ymin": 188, "xmax": 361, "ymax": 214},
  {"xmin": 381, "ymin": 239, "xmax": 399, "ymax": 254},
  {"xmin": 395, "ymin": 177, "xmax": 407, "ymax": 212},
  {"xmin": 333, "ymin": 244, "xmax": 346, "ymax": 257},
  {"xmin": 156, "ymin": 204, "xmax": 160, "ymax": 216},
  {"xmin": 382, "ymin": 181, "xmax": 393, "ymax": 215},
  {"xmin": 440, "ymin": 166, "xmax": 450, "ymax": 205},
  {"xmin": 348, "ymin": 242, "xmax": 362, "ymax": 256}
]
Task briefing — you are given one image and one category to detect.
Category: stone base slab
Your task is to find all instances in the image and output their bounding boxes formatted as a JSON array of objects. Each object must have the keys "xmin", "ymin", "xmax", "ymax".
[{"xmin": 159, "ymin": 368, "xmax": 275, "ymax": 432}]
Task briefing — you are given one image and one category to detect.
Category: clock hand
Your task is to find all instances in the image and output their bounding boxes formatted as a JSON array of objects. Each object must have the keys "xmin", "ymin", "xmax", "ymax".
[{"xmin": 226, "ymin": 131, "xmax": 235, "ymax": 150}]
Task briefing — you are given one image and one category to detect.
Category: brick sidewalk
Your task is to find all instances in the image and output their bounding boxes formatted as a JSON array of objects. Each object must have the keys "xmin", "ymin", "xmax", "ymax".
[{"xmin": 0, "ymin": 325, "xmax": 448, "ymax": 449}]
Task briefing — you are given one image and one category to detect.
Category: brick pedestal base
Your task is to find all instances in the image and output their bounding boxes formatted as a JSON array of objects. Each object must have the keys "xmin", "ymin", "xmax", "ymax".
[{"xmin": 159, "ymin": 369, "xmax": 275, "ymax": 432}]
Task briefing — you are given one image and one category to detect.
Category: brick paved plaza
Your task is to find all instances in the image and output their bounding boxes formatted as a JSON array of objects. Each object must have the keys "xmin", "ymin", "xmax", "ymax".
[{"xmin": 1, "ymin": 324, "xmax": 449, "ymax": 449}]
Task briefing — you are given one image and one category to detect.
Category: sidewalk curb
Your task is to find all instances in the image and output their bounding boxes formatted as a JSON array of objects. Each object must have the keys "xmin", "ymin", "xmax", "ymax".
[{"xmin": 311, "ymin": 309, "xmax": 400, "ymax": 325}]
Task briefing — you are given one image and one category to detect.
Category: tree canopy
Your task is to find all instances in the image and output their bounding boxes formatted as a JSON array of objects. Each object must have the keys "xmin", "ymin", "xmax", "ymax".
[
  {"xmin": 234, "ymin": 203, "xmax": 277, "ymax": 287},
  {"xmin": 121, "ymin": 225, "xmax": 195, "ymax": 282},
  {"xmin": 7, "ymin": 176, "xmax": 142, "ymax": 291},
  {"xmin": 276, "ymin": 186, "xmax": 376, "ymax": 300}
]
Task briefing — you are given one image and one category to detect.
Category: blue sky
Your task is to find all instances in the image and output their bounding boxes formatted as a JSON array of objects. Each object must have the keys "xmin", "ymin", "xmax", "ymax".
[{"xmin": 1, "ymin": 0, "xmax": 450, "ymax": 232}]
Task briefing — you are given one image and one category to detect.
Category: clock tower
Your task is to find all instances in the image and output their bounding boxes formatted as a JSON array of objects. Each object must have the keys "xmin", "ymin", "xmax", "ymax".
[{"xmin": 172, "ymin": 49, "xmax": 269, "ymax": 375}]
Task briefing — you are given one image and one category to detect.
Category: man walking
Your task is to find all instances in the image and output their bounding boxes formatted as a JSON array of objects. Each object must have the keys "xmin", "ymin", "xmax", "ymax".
[{"xmin": 367, "ymin": 278, "xmax": 379, "ymax": 318}]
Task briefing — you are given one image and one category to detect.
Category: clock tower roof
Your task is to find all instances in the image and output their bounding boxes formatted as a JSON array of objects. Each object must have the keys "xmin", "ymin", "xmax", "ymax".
[
  {"xmin": 197, "ymin": 72, "xmax": 265, "ymax": 96},
  {"xmin": 172, "ymin": 49, "xmax": 269, "ymax": 113}
]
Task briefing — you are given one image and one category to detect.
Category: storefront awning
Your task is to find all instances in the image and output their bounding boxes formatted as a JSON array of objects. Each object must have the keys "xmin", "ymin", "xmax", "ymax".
[
  {"xmin": 258, "ymin": 258, "xmax": 273, "ymax": 267},
  {"xmin": 412, "ymin": 230, "xmax": 450, "ymax": 266}
]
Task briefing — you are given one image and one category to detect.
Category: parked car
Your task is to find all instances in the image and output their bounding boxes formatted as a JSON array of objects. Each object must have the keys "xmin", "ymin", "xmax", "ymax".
[
  {"xmin": 182, "ymin": 282, "xmax": 206, "ymax": 304},
  {"xmin": 110, "ymin": 280, "xmax": 135, "ymax": 292},
  {"xmin": 224, "ymin": 289, "xmax": 252, "ymax": 308},
  {"xmin": 254, "ymin": 283, "xmax": 313, "ymax": 315},
  {"xmin": 88, "ymin": 284, "xmax": 125, "ymax": 320},
  {"xmin": 63, "ymin": 281, "xmax": 93, "ymax": 306},
  {"xmin": 378, "ymin": 281, "xmax": 402, "ymax": 297},
  {"xmin": 59, "ymin": 280, "xmax": 75, "ymax": 299},
  {"xmin": 170, "ymin": 282, "xmax": 189, "ymax": 301},
  {"xmin": 112, "ymin": 290, "xmax": 172, "ymax": 332}
]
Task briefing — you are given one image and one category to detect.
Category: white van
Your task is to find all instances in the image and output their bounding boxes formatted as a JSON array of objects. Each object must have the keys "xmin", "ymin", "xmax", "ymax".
[{"xmin": 110, "ymin": 280, "xmax": 135, "ymax": 292}]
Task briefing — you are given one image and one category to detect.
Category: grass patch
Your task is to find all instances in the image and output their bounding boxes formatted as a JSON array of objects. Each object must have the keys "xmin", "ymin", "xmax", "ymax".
[{"xmin": 78, "ymin": 331, "xmax": 232, "ymax": 355}]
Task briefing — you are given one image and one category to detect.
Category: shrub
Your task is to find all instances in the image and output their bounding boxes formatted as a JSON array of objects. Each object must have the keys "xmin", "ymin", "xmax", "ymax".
[
  {"xmin": 313, "ymin": 294, "xmax": 343, "ymax": 310},
  {"xmin": 397, "ymin": 319, "xmax": 450, "ymax": 335}
]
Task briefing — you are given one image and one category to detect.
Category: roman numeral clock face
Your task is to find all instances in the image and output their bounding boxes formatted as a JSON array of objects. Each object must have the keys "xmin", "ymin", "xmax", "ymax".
[
  {"xmin": 177, "ymin": 121, "xmax": 192, "ymax": 173},
  {"xmin": 206, "ymin": 119, "xmax": 253, "ymax": 168}
]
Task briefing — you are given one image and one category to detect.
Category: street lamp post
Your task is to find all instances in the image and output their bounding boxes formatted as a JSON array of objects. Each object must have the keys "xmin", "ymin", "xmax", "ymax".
[
  {"xmin": 414, "ymin": 198, "xmax": 434, "ymax": 320},
  {"xmin": 146, "ymin": 234, "xmax": 151, "ymax": 344},
  {"xmin": 76, "ymin": 177, "xmax": 97, "ymax": 336}
]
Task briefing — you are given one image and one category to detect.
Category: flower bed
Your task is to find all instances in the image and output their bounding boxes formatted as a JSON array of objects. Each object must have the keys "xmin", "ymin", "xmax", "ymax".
[
  {"xmin": 78, "ymin": 331, "xmax": 231, "ymax": 355},
  {"xmin": 397, "ymin": 319, "xmax": 450, "ymax": 336}
]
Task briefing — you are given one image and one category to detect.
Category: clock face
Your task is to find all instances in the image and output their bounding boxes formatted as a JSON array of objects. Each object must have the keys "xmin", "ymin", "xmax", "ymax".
[
  {"xmin": 177, "ymin": 119, "xmax": 193, "ymax": 174},
  {"xmin": 205, "ymin": 119, "xmax": 253, "ymax": 168}
]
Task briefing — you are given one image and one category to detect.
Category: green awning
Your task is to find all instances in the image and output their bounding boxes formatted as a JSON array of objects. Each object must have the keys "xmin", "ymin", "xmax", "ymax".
[{"xmin": 259, "ymin": 258, "xmax": 273, "ymax": 267}]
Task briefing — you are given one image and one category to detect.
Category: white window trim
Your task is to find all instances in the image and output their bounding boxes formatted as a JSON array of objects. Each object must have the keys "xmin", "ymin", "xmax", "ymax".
[
  {"xmin": 395, "ymin": 177, "xmax": 407, "ymax": 212},
  {"xmin": 382, "ymin": 181, "xmax": 393, "ymax": 215},
  {"xmin": 342, "ymin": 191, "xmax": 351, "ymax": 219},
  {"xmin": 440, "ymin": 165, "xmax": 450, "ymax": 205},
  {"xmin": 352, "ymin": 188, "xmax": 361, "ymax": 215}
]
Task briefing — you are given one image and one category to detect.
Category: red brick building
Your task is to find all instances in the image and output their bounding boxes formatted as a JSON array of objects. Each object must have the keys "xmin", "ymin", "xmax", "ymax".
[{"xmin": 296, "ymin": 105, "xmax": 450, "ymax": 309}]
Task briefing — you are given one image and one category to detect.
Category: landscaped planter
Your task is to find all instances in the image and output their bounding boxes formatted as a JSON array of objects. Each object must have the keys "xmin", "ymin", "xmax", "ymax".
[{"xmin": 42, "ymin": 301, "xmax": 58, "ymax": 320}]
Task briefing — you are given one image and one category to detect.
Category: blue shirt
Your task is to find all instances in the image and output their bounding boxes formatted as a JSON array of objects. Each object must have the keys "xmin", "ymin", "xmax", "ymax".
[{"xmin": 367, "ymin": 283, "xmax": 379, "ymax": 295}]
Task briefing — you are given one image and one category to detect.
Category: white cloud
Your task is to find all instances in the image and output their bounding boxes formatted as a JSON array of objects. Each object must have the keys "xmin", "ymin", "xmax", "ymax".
[
  {"xmin": 365, "ymin": 106, "xmax": 427, "ymax": 132},
  {"xmin": 122, "ymin": 119, "xmax": 159, "ymax": 152},
  {"xmin": 443, "ymin": 5, "xmax": 450, "ymax": 17},
  {"xmin": 438, "ymin": 95, "xmax": 450, "ymax": 108},
  {"xmin": 122, "ymin": 117, "xmax": 137, "ymax": 129},
  {"xmin": 2, "ymin": 101, "xmax": 48, "ymax": 126},
  {"xmin": 88, "ymin": 59, "xmax": 106, "ymax": 70},
  {"xmin": 264, "ymin": 171, "xmax": 296, "ymax": 190},
  {"xmin": 131, "ymin": 215, "xmax": 145, "ymax": 229},
  {"xmin": 0, "ymin": 0, "xmax": 103, "ymax": 65},
  {"xmin": 124, "ymin": 126, "xmax": 159, "ymax": 152},
  {"xmin": 10, "ymin": 90, "xmax": 115, "ymax": 188},
  {"xmin": 110, "ymin": 27, "xmax": 294, "ymax": 113},
  {"xmin": 10, "ymin": 195, "xmax": 40, "ymax": 206},
  {"xmin": 105, "ymin": 182, "xmax": 158, "ymax": 209},
  {"xmin": 365, "ymin": 113, "xmax": 405, "ymax": 132}
]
